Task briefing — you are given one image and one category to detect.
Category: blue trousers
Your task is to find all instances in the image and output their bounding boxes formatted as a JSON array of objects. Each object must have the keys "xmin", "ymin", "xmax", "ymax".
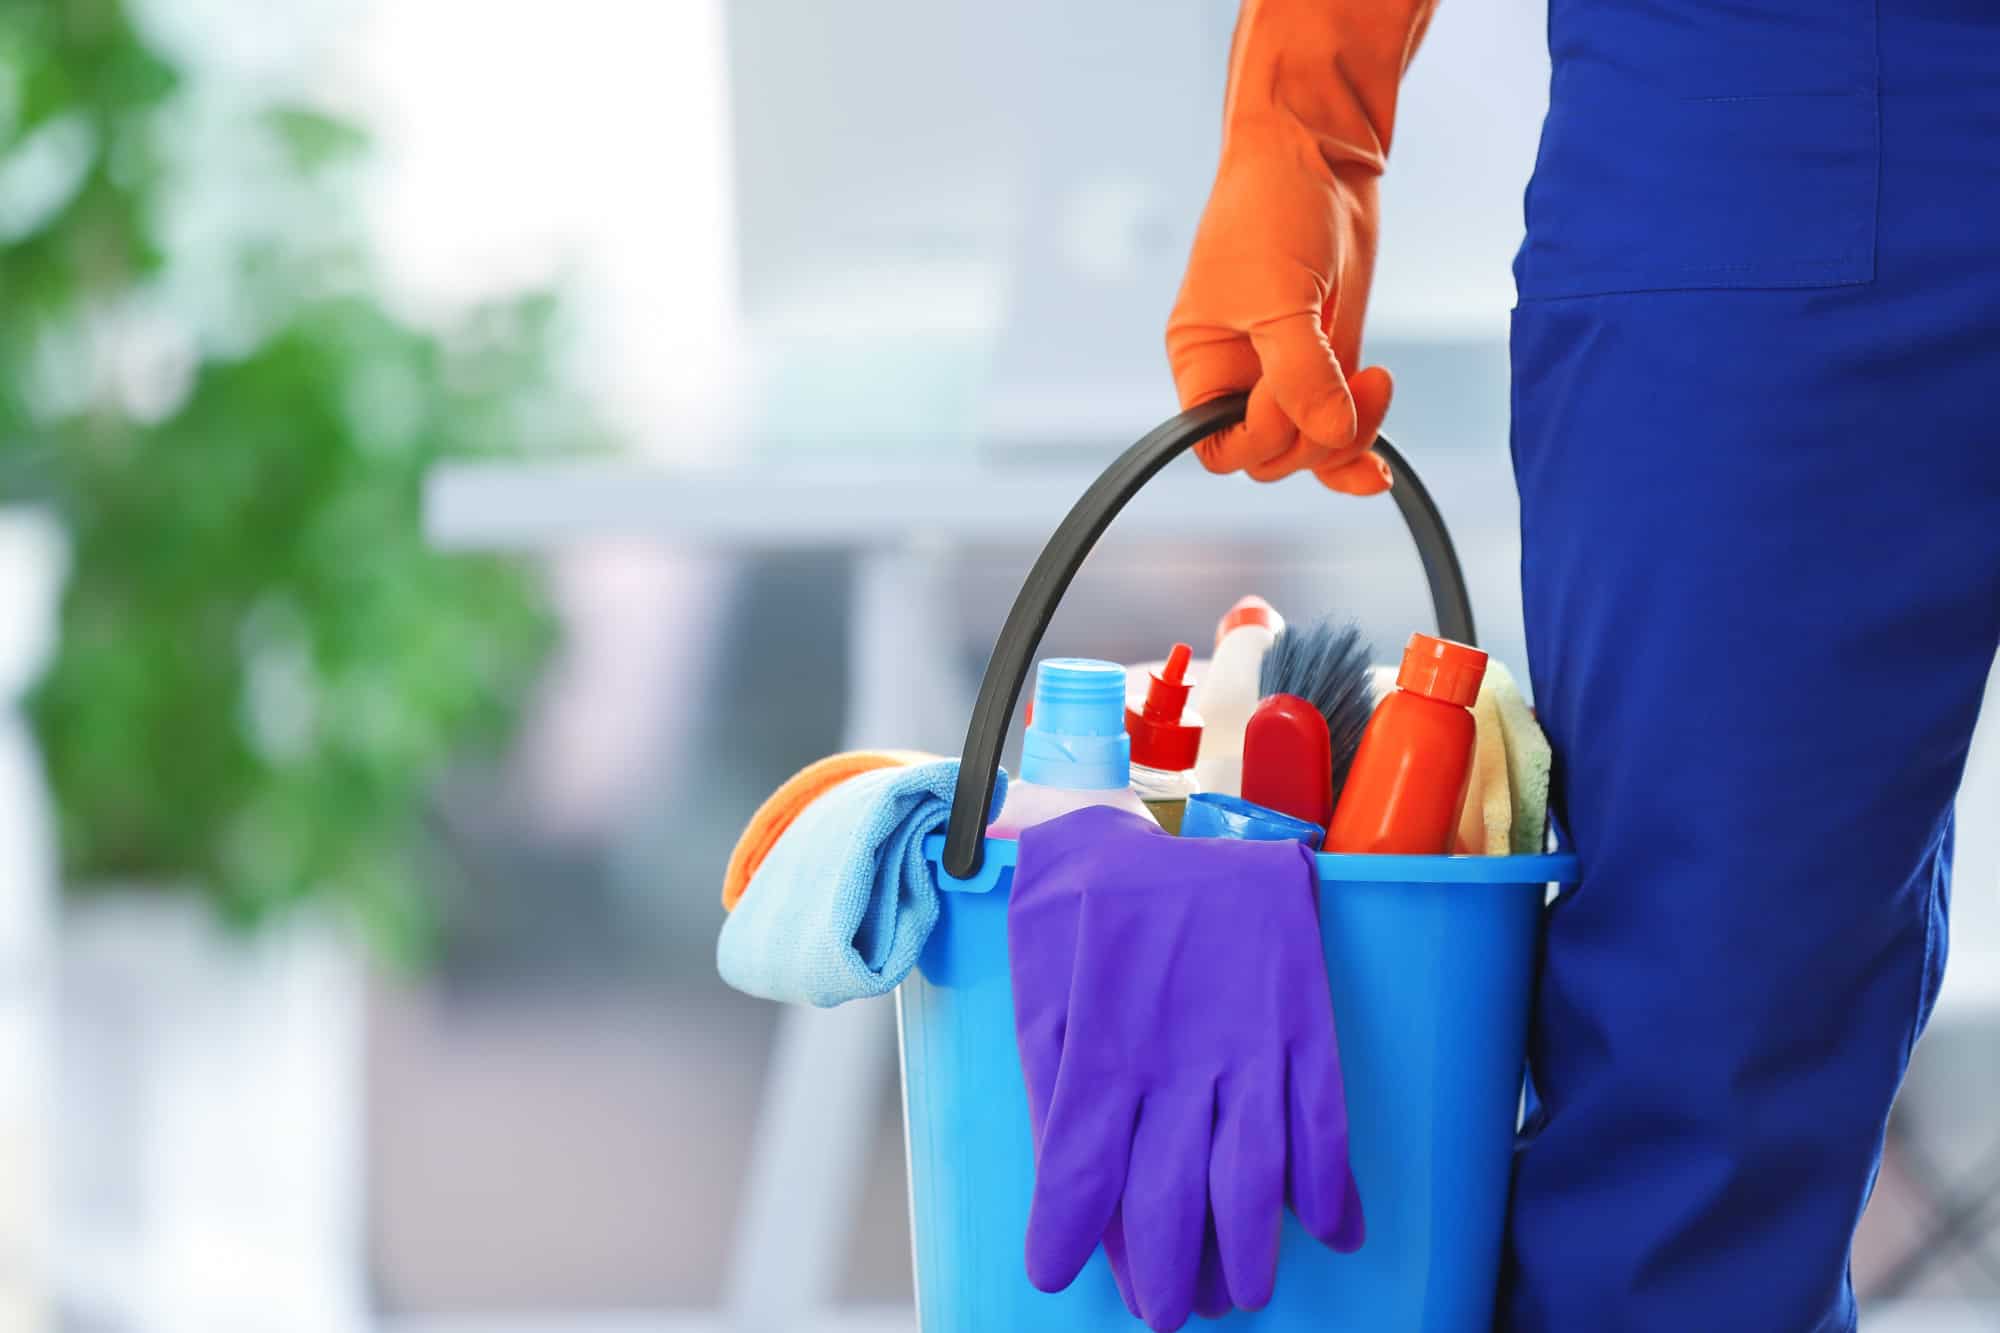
[{"xmin": 1504, "ymin": 2, "xmax": 2000, "ymax": 1328}]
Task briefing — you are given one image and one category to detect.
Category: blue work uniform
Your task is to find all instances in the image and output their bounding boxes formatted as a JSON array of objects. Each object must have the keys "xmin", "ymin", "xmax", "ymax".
[{"xmin": 1506, "ymin": 0, "xmax": 2000, "ymax": 1327}]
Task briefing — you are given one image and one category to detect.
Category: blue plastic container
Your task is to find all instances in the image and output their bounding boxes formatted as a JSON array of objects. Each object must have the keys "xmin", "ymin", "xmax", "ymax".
[
  {"xmin": 898, "ymin": 835, "xmax": 1579, "ymax": 1331},
  {"xmin": 1179, "ymin": 791, "xmax": 1326, "ymax": 844},
  {"xmin": 902, "ymin": 399, "xmax": 1582, "ymax": 1329}
]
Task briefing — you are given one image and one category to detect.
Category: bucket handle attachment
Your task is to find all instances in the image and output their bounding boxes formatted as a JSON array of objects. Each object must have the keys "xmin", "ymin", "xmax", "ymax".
[{"xmin": 943, "ymin": 393, "xmax": 1477, "ymax": 880}]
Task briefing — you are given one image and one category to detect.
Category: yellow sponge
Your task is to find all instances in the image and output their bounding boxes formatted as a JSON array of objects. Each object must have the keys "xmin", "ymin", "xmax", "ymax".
[
  {"xmin": 1448, "ymin": 660, "xmax": 1553, "ymax": 856},
  {"xmin": 1455, "ymin": 687, "xmax": 1515, "ymax": 855}
]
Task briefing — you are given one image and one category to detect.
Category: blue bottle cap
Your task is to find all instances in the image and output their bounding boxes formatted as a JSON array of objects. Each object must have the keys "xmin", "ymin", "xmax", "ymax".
[
  {"xmin": 1021, "ymin": 658, "xmax": 1131, "ymax": 790},
  {"xmin": 1180, "ymin": 792, "xmax": 1325, "ymax": 845}
]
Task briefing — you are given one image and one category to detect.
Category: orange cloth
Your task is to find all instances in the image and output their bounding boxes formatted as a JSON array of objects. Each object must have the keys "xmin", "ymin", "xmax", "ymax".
[
  {"xmin": 1168, "ymin": 0, "xmax": 1438, "ymax": 494},
  {"xmin": 722, "ymin": 751, "xmax": 933, "ymax": 911}
]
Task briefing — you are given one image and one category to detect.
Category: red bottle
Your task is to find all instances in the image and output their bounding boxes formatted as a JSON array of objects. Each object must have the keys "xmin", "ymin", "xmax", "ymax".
[{"xmin": 1325, "ymin": 634, "xmax": 1488, "ymax": 855}]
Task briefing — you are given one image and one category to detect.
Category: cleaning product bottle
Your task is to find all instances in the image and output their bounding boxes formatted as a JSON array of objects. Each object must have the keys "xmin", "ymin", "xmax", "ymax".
[
  {"xmin": 1242, "ymin": 694, "xmax": 1333, "ymax": 838},
  {"xmin": 1325, "ymin": 633, "xmax": 1489, "ymax": 855},
  {"xmin": 988, "ymin": 658, "xmax": 1159, "ymax": 837},
  {"xmin": 1191, "ymin": 596, "xmax": 1283, "ymax": 798},
  {"xmin": 1125, "ymin": 643, "xmax": 1203, "ymax": 833}
]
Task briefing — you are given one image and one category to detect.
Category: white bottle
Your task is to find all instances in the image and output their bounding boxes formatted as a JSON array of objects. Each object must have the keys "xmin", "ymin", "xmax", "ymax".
[
  {"xmin": 1191, "ymin": 597, "xmax": 1282, "ymax": 798},
  {"xmin": 988, "ymin": 658, "xmax": 1157, "ymax": 837}
]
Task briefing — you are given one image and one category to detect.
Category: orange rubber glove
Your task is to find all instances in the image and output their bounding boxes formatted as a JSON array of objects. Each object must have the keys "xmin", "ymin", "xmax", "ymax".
[{"xmin": 1168, "ymin": 0, "xmax": 1437, "ymax": 493}]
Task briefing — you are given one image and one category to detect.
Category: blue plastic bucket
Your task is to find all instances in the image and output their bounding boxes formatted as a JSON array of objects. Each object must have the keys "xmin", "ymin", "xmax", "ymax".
[
  {"xmin": 898, "ymin": 836, "xmax": 1578, "ymax": 1331},
  {"xmin": 901, "ymin": 399, "xmax": 1581, "ymax": 1329}
]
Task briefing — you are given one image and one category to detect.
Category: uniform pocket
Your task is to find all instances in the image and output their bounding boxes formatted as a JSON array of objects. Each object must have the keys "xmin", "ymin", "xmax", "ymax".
[{"xmin": 1514, "ymin": 73, "xmax": 1879, "ymax": 301}]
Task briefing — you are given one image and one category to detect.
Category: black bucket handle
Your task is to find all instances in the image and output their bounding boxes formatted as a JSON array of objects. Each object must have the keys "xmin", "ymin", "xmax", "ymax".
[{"xmin": 942, "ymin": 393, "xmax": 1476, "ymax": 879}]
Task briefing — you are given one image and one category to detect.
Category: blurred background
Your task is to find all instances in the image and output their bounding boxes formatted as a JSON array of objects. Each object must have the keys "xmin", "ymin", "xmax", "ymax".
[{"xmin": 1, "ymin": 0, "xmax": 1996, "ymax": 1330}]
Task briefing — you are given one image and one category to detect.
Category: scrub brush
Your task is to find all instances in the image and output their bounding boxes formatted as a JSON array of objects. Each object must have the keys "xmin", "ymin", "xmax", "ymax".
[{"xmin": 1241, "ymin": 619, "xmax": 1376, "ymax": 840}]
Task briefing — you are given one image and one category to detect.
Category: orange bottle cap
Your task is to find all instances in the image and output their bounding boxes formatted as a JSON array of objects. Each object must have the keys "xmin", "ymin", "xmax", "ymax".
[
  {"xmin": 1395, "ymin": 633, "xmax": 1487, "ymax": 708},
  {"xmin": 1214, "ymin": 595, "xmax": 1283, "ymax": 648}
]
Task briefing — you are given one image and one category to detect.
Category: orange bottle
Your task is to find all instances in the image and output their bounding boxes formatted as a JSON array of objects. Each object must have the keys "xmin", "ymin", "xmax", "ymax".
[{"xmin": 1325, "ymin": 634, "xmax": 1489, "ymax": 855}]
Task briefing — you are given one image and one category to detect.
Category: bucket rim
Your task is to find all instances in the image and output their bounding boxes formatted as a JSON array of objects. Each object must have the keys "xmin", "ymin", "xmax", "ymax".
[{"xmin": 923, "ymin": 833, "xmax": 1581, "ymax": 894}]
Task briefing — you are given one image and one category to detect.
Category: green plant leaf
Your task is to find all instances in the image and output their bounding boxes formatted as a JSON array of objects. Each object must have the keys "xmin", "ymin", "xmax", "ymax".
[
  {"xmin": 17, "ymin": 0, "xmax": 597, "ymax": 963},
  {"xmin": 260, "ymin": 104, "xmax": 371, "ymax": 171}
]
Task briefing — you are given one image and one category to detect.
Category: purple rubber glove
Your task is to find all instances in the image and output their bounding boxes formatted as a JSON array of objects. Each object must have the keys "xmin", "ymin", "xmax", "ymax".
[{"xmin": 1009, "ymin": 806, "xmax": 1362, "ymax": 1331}]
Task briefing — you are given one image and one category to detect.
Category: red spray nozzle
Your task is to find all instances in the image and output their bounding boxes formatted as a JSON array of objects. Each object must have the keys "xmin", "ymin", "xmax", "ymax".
[
  {"xmin": 1126, "ymin": 643, "xmax": 1203, "ymax": 772},
  {"xmin": 1143, "ymin": 643, "xmax": 1195, "ymax": 718}
]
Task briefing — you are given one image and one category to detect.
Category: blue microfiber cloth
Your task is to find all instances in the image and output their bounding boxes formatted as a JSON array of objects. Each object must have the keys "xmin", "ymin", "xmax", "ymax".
[{"xmin": 718, "ymin": 760, "xmax": 1007, "ymax": 1006}]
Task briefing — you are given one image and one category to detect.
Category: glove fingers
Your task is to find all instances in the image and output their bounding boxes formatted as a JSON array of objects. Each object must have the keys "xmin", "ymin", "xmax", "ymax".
[
  {"xmin": 1102, "ymin": 1211, "xmax": 1143, "ymax": 1320},
  {"xmin": 1310, "ymin": 367, "xmax": 1394, "ymax": 493},
  {"xmin": 1314, "ymin": 450, "xmax": 1392, "ymax": 496},
  {"xmin": 1210, "ymin": 1066, "xmax": 1288, "ymax": 1310},
  {"xmin": 1247, "ymin": 312, "xmax": 1361, "ymax": 456},
  {"xmin": 1195, "ymin": 384, "xmax": 1295, "ymax": 477},
  {"xmin": 1167, "ymin": 324, "xmax": 1260, "ymax": 406},
  {"xmin": 1241, "ymin": 380, "xmax": 1329, "ymax": 482},
  {"xmin": 1172, "ymin": 335, "xmax": 1284, "ymax": 477},
  {"xmin": 1286, "ymin": 1042, "xmax": 1364, "ymax": 1252},
  {"xmin": 1246, "ymin": 442, "xmax": 1312, "ymax": 484},
  {"xmin": 1347, "ymin": 364, "xmax": 1394, "ymax": 450},
  {"xmin": 1123, "ymin": 1085, "xmax": 1217, "ymax": 1331},
  {"xmin": 1114, "ymin": 1209, "xmax": 1231, "ymax": 1323},
  {"xmin": 1026, "ymin": 1078, "xmax": 1140, "ymax": 1293},
  {"xmin": 1193, "ymin": 1214, "xmax": 1234, "ymax": 1320}
]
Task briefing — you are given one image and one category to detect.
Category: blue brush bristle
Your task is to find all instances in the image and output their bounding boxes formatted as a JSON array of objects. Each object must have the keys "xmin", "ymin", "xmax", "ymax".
[{"xmin": 1259, "ymin": 618, "xmax": 1377, "ymax": 797}]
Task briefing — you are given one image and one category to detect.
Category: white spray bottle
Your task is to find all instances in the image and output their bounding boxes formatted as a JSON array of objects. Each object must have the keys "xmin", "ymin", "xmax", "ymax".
[{"xmin": 1191, "ymin": 596, "xmax": 1283, "ymax": 798}]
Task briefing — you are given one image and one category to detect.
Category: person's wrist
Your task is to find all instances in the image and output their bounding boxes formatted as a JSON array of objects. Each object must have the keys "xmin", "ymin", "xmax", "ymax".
[
  {"xmin": 1223, "ymin": 69, "xmax": 1393, "ymax": 177},
  {"xmin": 1222, "ymin": 0, "xmax": 1430, "ymax": 168},
  {"xmin": 1217, "ymin": 114, "xmax": 1378, "ymax": 191}
]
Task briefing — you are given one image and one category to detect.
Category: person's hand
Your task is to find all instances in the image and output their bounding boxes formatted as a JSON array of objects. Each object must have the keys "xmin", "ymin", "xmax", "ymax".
[
  {"xmin": 1167, "ymin": 0, "xmax": 1438, "ymax": 494},
  {"xmin": 1168, "ymin": 144, "xmax": 1394, "ymax": 494}
]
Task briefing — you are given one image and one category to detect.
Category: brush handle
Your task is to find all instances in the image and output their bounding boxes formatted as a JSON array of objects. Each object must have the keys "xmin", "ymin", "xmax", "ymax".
[{"xmin": 943, "ymin": 394, "xmax": 1476, "ymax": 880}]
